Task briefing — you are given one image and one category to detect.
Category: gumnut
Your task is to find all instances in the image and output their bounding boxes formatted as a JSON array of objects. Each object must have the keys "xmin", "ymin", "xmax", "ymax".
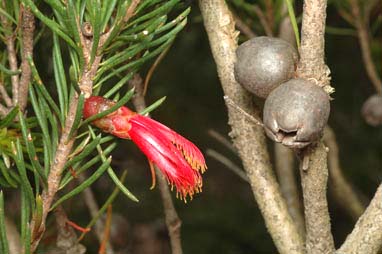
[
  {"xmin": 234, "ymin": 36, "xmax": 298, "ymax": 98},
  {"xmin": 263, "ymin": 78, "xmax": 330, "ymax": 148},
  {"xmin": 361, "ymin": 94, "xmax": 382, "ymax": 126}
]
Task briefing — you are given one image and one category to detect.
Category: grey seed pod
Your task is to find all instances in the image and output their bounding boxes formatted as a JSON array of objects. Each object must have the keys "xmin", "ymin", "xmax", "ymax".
[
  {"xmin": 234, "ymin": 36, "xmax": 298, "ymax": 99},
  {"xmin": 263, "ymin": 78, "xmax": 330, "ymax": 149},
  {"xmin": 361, "ymin": 94, "xmax": 382, "ymax": 126}
]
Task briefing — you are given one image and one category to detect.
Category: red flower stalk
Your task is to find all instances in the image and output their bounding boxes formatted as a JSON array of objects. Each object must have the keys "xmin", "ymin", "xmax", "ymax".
[{"xmin": 83, "ymin": 96, "xmax": 207, "ymax": 200}]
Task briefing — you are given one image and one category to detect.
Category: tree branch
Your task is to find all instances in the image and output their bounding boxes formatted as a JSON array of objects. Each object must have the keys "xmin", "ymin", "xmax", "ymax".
[
  {"xmin": 0, "ymin": 81, "xmax": 12, "ymax": 108},
  {"xmin": 0, "ymin": 1, "xmax": 19, "ymax": 106},
  {"xmin": 232, "ymin": 13, "xmax": 257, "ymax": 39},
  {"xmin": 18, "ymin": 7, "xmax": 35, "ymax": 112},
  {"xmin": 296, "ymin": 0, "xmax": 335, "ymax": 253},
  {"xmin": 206, "ymin": 148, "xmax": 249, "ymax": 183},
  {"xmin": 297, "ymin": 0, "xmax": 332, "ymax": 93},
  {"xmin": 348, "ymin": 0, "xmax": 382, "ymax": 94},
  {"xmin": 299, "ymin": 143, "xmax": 334, "ymax": 254},
  {"xmin": 128, "ymin": 74, "xmax": 183, "ymax": 254},
  {"xmin": 324, "ymin": 126, "xmax": 365, "ymax": 220},
  {"xmin": 51, "ymin": 206, "xmax": 86, "ymax": 254},
  {"xmin": 199, "ymin": 0, "xmax": 304, "ymax": 253},
  {"xmin": 337, "ymin": 185, "xmax": 382, "ymax": 254},
  {"xmin": 252, "ymin": 4, "xmax": 273, "ymax": 37}
]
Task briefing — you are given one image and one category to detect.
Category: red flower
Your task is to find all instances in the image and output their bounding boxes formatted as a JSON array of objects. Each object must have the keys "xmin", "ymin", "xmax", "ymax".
[{"xmin": 83, "ymin": 96, "xmax": 207, "ymax": 200}]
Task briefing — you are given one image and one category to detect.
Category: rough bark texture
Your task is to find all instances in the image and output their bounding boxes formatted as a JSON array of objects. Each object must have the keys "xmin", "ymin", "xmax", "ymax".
[
  {"xmin": 348, "ymin": 0, "xmax": 382, "ymax": 94},
  {"xmin": 297, "ymin": 0, "xmax": 332, "ymax": 94},
  {"xmin": 299, "ymin": 143, "xmax": 334, "ymax": 254},
  {"xmin": 296, "ymin": 1, "xmax": 335, "ymax": 253},
  {"xmin": 18, "ymin": 7, "xmax": 35, "ymax": 112},
  {"xmin": 337, "ymin": 185, "xmax": 382, "ymax": 254},
  {"xmin": 199, "ymin": 1, "xmax": 304, "ymax": 253}
]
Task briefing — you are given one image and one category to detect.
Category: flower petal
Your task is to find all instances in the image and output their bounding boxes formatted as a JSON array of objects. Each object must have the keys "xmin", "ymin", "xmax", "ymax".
[
  {"xmin": 128, "ymin": 121, "xmax": 202, "ymax": 199},
  {"xmin": 130, "ymin": 114, "xmax": 207, "ymax": 172}
]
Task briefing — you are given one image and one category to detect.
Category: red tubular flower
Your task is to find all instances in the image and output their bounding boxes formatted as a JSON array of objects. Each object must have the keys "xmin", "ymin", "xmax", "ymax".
[{"xmin": 83, "ymin": 96, "xmax": 207, "ymax": 200}]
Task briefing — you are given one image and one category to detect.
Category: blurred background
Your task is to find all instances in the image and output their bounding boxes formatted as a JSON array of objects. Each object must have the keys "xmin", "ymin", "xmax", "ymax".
[{"xmin": 13, "ymin": 1, "xmax": 382, "ymax": 253}]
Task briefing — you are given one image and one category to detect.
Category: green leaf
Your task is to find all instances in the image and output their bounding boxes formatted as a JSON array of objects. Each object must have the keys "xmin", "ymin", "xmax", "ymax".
[
  {"xmin": 59, "ymin": 141, "xmax": 116, "ymax": 189},
  {"xmin": 0, "ymin": 106, "xmax": 19, "ymax": 129},
  {"xmin": 20, "ymin": 191, "xmax": 31, "ymax": 254},
  {"xmin": 139, "ymin": 96, "xmax": 166, "ymax": 115},
  {"xmin": 89, "ymin": 126, "xmax": 138, "ymax": 202},
  {"xmin": 100, "ymin": 0, "xmax": 118, "ymax": 32},
  {"xmin": 53, "ymin": 33, "xmax": 69, "ymax": 120},
  {"xmin": 0, "ymin": 160, "xmax": 18, "ymax": 187},
  {"xmin": 78, "ymin": 170, "xmax": 127, "ymax": 241},
  {"xmin": 28, "ymin": 57, "xmax": 63, "ymax": 124},
  {"xmin": 51, "ymin": 156, "xmax": 112, "ymax": 210},
  {"xmin": 12, "ymin": 140, "xmax": 34, "ymax": 211},
  {"xmin": 89, "ymin": 0, "xmax": 102, "ymax": 65},
  {"xmin": 21, "ymin": 0, "xmax": 77, "ymax": 49},
  {"xmin": 67, "ymin": 93, "xmax": 85, "ymax": 141},
  {"xmin": 103, "ymin": 72, "xmax": 135, "ymax": 98},
  {"xmin": 32, "ymin": 195, "xmax": 43, "ymax": 237},
  {"xmin": 0, "ymin": 63, "xmax": 21, "ymax": 75},
  {"xmin": 0, "ymin": 191, "xmax": 9, "ymax": 254},
  {"xmin": 285, "ymin": 0, "xmax": 300, "ymax": 48},
  {"xmin": 63, "ymin": 134, "xmax": 101, "ymax": 170},
  {"xmin": 43, "ymin": 0, "xmax": 66, "ymax": 14},
  {"xmin": 18, "ymin": 111, "xmax": 47, "ymax": 184}
]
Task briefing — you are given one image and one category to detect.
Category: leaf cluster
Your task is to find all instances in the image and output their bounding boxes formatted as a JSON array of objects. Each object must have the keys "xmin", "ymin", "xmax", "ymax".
[{"xmin": 0, "ymin": 0, "xmax": 189, "ymax": 252}]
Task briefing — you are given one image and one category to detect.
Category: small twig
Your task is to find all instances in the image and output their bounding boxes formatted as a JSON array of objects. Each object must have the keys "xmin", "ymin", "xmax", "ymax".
[
  {"xmin": 264, "ymin": 1, "xmax": 275, "ymax": 33},
  {"xmin": 348, "ymin": 0, "xmax": 382, "ymax": 94},
  {"xmin": 143, "ymin": 42, "xmax": 172, "ymax": 96},
  {"xmin": 128, "ymin": 73, "xmax": 183, "ymax": 254},
  {"xmin": 54, "ymin": 206, "xmax": 86, "ymax": 254},
  {"xmin": 79, "ymin": 174, "xmax": 115, "ymax": 254},
  {"xmin": 98, "ymin": 205, "xmax": 112, "ymax": 254},
  {"xmin": 124, "ymin": 0, "xmax": 141, "ymax": 22},
  {"xmin": 252, "ymin": 4, "xmax": 273, "ymax": 37},
  {"xmin": 18, "ymin": 7, "xmax": 35, "ymax": 112},
  {"xmin": 0, "ymin": 103, "xmax": 9, "ymax": 117},
  {"xmin": 0, "ymin": 81, "xmax": 12, "ymax": 107},
  {"xmin": 297, "ymin": 0, "xmax": 335, "ymax": 253},
  {"xmin": 299, "ymin": 143, "xmax": 334, "ymax": 254},
  {"xmin": 206, "ymin": 148, "xmax": 249, "ymax": 183},
  {"xmin": 232, "ymin": 12, "xmax": 256, "ymax": 39},
  {"xmin": 338, "ymin": 9, "xmax": 356, "ymax": 27},
  {"xmin": 337, "ymin": 184, "xmax": 382, "ymax": 254},
  {"xmin": 324, "ymin": 126, "xmax": 365, "ymax": 220},
  {"xmin": 0, "ymin": 1, "xmax": 19, "ymax": 106},
  {"xmin": 207, "ymin": 129, "xmax": 236, "ymax": 153},
  {"xmin": 223, "ymin": 96, "xmax": 264, "ymax": 127}
]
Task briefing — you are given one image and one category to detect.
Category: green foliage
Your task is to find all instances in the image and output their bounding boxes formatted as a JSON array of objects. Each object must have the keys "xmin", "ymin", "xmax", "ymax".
[{"xmin": 0, "ymin": 0, "xmax": 189, "ymax": 251}]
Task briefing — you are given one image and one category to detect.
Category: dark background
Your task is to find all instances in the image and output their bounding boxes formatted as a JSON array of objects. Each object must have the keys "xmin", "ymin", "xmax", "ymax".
[{"xmin": 51, "ymin": 3, "xmax": 382, "ymax": 254}]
